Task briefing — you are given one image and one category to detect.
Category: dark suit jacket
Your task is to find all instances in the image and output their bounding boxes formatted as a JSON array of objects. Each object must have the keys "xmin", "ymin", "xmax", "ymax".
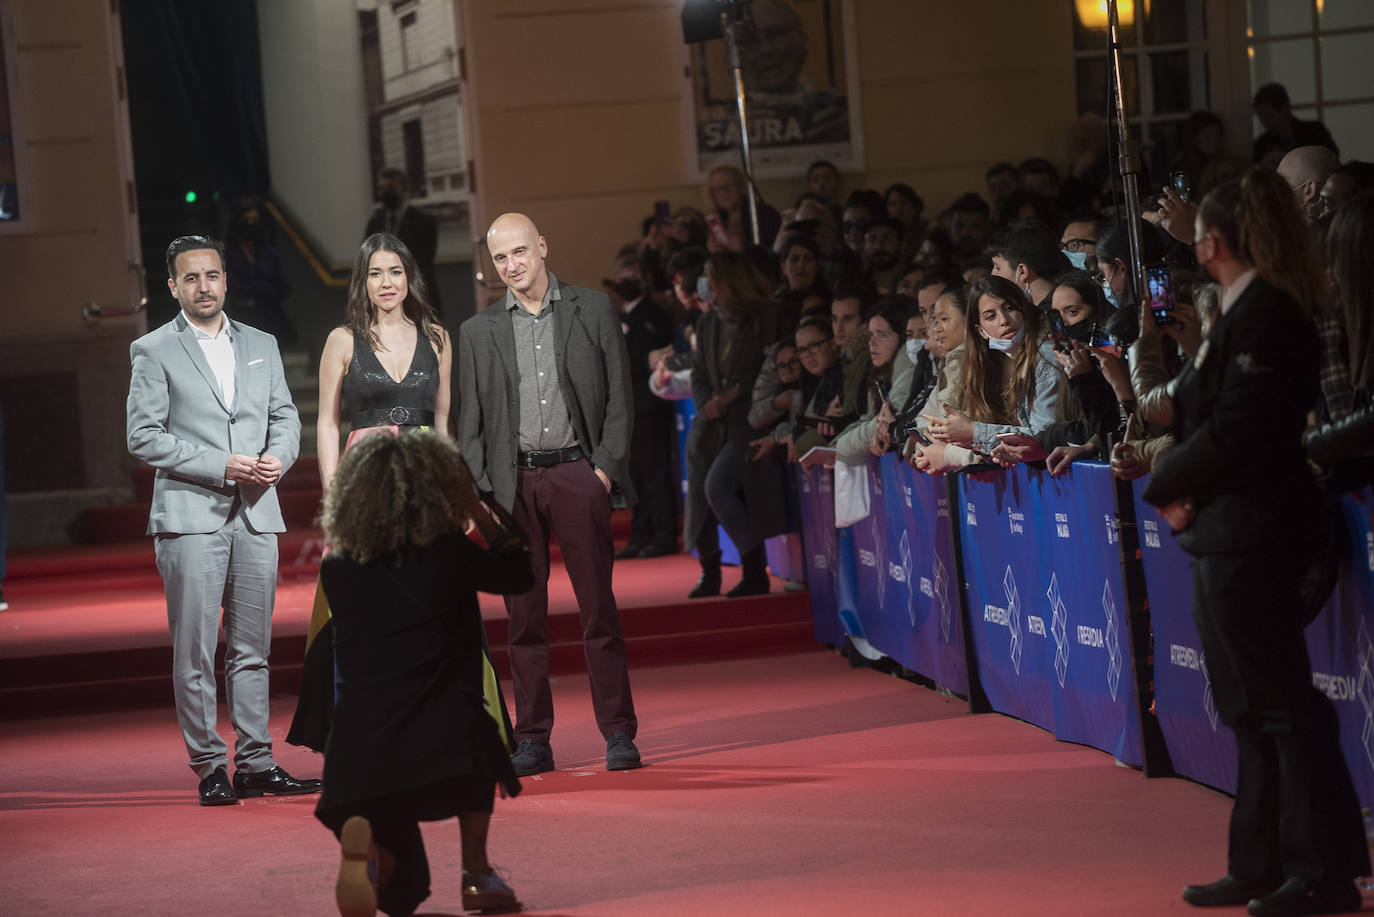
[
  {"xmin": 457, "ymin": 273, "xmax": 637, "ymax": 511},
  {"xmin": 1143, "ymin": 274, "xmax": 1320, "ymax": 553},
  {"xmin": 622, "ymin": 295, "xmax": 674, "ymax": 417}
]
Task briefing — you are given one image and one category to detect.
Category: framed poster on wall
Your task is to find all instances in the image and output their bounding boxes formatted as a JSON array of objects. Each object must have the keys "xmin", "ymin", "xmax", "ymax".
[
  {"xmin": 681, "ymin": 0, "xmax": 864, "ymax": 180},
  {"xmin": 0, "ymin": 0, "xmax": 30, "ymax": 233}
]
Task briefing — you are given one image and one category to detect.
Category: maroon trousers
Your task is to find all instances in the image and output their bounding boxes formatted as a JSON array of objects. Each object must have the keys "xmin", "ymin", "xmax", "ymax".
[{"xmin": 505, "ymin": 459, "xmax": 637, "ymax": 742}]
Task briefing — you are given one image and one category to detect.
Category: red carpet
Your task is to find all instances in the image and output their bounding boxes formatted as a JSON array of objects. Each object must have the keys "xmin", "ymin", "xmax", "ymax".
[{"xmin": 0, "ymin": 650, "xmax": 1285, "ymax": 916}]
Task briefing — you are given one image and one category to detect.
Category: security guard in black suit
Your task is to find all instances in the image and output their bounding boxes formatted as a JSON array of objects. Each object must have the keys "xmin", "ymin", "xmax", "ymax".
[{"xmin": 1145, "ymin": 170, "xmax": 1368, "ymax": 917}]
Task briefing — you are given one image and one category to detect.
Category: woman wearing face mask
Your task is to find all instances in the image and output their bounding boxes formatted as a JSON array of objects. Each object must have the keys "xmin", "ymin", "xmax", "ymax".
[
  {"xmin": 1144, "ymin": 170, "xmax": 1369, "ymax": 914},
  {"xmin": 684, "ymin": 251, "xmax": 788, "ymax": 599},
  {"xmin": 1049, "ymin": 269, "xmax": 1114, "ymax": 340},
  {"xmin": 225, "ymin": 198, "xmax": 297, "ymax": 350},
  {"xmin": 833, "ymin": 301, "xmax": 914, "ymax": 465},
  {"xmin": 921, "ymin": 275, "xmax": 1071, "ymax": 467}
]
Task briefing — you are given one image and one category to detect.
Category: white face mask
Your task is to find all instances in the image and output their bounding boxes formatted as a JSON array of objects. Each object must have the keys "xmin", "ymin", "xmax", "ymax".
[
  {"xmin": 1063, "ymin": 249, "xmax": 1089, "ymax": 270},
  {"xmin": 695, "ymin": 275, "xmax": 716, "ymax": 307},
  {"xmin": 905, "ymin": 339, "xmax": 925, "ymax": 362},
  {"xmin": 986, "ymin": 326, "xmax": 1025, "ymax": 354},
  {"xmin": 1101, "ymin": 283, "xmax": 1119, "ymax": 310}
]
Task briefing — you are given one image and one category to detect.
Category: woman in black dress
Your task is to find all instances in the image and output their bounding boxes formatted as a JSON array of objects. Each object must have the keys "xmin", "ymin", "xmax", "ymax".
[
  {"xmin": 1145, "ymin": 169, "xmax": 1369, "ymax": 916},
  {"xmin": 319, "ymin": 430, "xmax": 531, "ymax": 917},
  {"xmin": 291, "ymin": 234, "xmax": 478, "ymax": 752}
]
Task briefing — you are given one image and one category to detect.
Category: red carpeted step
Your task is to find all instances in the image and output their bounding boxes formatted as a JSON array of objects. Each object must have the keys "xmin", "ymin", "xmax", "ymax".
[{"xmin": 0, "ymin": 549, "xmax": 807, "ymax": 719}]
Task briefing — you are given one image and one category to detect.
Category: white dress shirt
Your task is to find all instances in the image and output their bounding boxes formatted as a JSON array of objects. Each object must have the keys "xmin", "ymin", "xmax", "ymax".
[{"xmin": 191, "ymin": 314, "xmax": 236, "ymax": 410}]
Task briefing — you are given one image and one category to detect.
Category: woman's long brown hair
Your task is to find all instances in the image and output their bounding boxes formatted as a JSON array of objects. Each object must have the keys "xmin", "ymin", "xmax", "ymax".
[
  {"xmin": 344, "ymin": 233, "xmax": 445, "ymax": 354},
  {"xmin": 1197, "ymin": 168, "xmax": 1328, "ymax": 317},
  {"xmin": 961, "ymin": 275, "xmax": 1047, "ymax": 426}
]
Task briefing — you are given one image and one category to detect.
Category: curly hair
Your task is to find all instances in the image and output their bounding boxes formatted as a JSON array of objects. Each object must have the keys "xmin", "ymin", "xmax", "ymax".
[{"xmin": 322, "ymin": 431, "xmax": 486, "ymax": 565}]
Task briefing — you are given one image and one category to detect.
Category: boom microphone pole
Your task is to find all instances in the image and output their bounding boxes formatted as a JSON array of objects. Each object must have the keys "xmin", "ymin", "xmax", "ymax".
[
  {"xmin": 1107, "ymin": 0, "xmax": 1147, "ymax": 311},
  {"xmin": 721, "ymin": 6, "xmax": 762, "ymax": 246}
]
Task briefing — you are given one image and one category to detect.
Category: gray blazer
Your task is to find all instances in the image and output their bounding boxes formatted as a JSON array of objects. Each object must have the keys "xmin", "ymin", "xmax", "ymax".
[
  {"xmin": 127, "ymin": 312, "xmax": 301, "ymax": 535},
  {"xmin": 457, "ymin": 275, "xmax": 636, "ymax": 512}
]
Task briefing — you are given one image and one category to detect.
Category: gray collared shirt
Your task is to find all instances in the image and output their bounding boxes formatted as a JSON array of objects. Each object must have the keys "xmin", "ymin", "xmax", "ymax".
[{"xmin": 507, "ymin": 271, "xmax": 578, "ymax": 452}]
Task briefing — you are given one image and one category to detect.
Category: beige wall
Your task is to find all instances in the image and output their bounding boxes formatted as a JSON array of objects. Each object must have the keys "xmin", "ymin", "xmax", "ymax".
[
  {"xmin": 257, "ymin": 0, "xmax": 374, "ymax": 271},
  {"xmin": 0, "ymin": 0, "xmax": 142, "ymax": 545},
  {"xmin": 459, "ymin": 0, "xmax": 1075, "ymax": 300}
]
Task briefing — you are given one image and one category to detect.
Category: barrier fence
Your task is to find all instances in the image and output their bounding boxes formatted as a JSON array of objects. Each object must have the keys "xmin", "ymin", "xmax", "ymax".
[{"xmin": 798, "ymin": 455, "xmax": 1374, "ymax": 805}]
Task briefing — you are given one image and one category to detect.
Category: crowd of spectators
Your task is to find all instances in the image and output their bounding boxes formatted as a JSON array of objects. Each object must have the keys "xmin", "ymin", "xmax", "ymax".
[{"xmin": 601, "ymin": 81, "xmax": 1373, "ymax": 602}]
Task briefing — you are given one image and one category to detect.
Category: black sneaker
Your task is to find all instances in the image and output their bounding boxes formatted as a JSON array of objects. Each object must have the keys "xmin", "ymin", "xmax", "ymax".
[
  {"xmin": 510, "ymin": 738, "xmax": 554, "ymax": 776},
  {"xmin": 606, "ymin": 732, "xmax": 643, "ymax": 771}
]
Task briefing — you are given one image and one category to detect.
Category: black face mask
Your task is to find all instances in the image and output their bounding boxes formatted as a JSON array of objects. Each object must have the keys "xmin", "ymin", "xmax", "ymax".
[
  {"xmin": 614, "ymin": 279, "xmax": 643, "ymax": 302},
  {"xmin": 1065, "ymin": 319, "xmax": 1095, "ymax": 342},
  {"xmin": 380, "ymin": 190, "xmax": 401, "ymax": 210}
]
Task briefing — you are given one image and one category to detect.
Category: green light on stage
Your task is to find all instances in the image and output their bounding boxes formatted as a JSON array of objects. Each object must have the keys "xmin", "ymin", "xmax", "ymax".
[{"xmin": 184, "ymin": 190, "xmax": 197, "ymax": 204}]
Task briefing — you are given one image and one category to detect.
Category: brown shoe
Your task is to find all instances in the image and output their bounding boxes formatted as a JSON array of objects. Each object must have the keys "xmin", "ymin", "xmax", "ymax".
[{"xmin": 336, "ymin": 816, "xmax": 377, "ymax": 917}]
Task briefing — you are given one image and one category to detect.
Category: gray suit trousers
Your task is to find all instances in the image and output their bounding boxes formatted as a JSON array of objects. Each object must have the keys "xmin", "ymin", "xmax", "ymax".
[{"xmin": 155, "ymin": 505, "xmax": 277, "ymax": 779}]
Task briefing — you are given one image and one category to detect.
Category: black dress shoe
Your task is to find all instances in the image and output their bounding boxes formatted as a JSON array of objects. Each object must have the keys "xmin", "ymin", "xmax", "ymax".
[
  {"xmin": 1247, "ymin": 877, "xmax": 1361, "ymax": 917},
  {"xmin": 726, "ymin": 574, "xmax": 770, "ymax": 598},
  {"xmin": 198, "ymin": 765, "xmax": 237, "ymax": 807},
  {"xmin": 614, "ymin": 543, "xmax": 647, "ymax": 560},
  {"xmin": 638, "ymin": 543, "xmax": 677, "ymax": 558},
  {"xmin": 510, "ymin": 738, "xmax": 555, "ymax": 776},
  {"xmin": 605, "ymin": 732, "xmax": 643, "ymax": 771},
  {"xmin": 688, "ymin": 570, "xmax": 721, "ymax": 598},
  {"xmin": 232, "ymin": 765, "xmax": 323, "ymax": 797},
  {"xmin": 1183, "ymin": 875, "xmax": 1279, "ymax": 907}
]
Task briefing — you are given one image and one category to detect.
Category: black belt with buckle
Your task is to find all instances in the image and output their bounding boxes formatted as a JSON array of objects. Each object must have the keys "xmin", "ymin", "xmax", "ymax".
[
  {"xmin": 353, "ymin": 407, "xmax": 435, "ymax": 428},
  {"xmin": 516, "ymin": 446, "xmax": 584, "ymax": 468}
]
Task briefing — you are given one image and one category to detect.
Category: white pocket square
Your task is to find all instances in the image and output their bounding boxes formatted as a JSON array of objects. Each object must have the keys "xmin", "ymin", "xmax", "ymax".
[{"xmin": 247, "ymin": 358, "xmax": 264, "ymax": 367}]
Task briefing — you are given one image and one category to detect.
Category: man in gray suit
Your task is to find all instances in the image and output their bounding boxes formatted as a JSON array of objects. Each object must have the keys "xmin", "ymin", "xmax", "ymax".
[
  {"xmin": 458, "ymin": 213, "xmax": 642, "ymax": 775},
  {"xmin": 128, "ymin": 235, "xmax": 320, "ymax": 806}
]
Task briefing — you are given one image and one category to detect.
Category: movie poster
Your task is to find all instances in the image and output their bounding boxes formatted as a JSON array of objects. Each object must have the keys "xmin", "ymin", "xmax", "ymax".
[{"xmin": 684, "ymin": 0, "xmax": 863, "ymax": 179}]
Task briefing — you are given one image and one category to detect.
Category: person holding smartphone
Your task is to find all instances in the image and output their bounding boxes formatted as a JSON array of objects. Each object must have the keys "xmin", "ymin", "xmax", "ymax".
[
  {"xmin": 920, "ymin": 276, "xmax": 1072, "ymax": 467},
  {"xmin": 1146, "ymin": 170, "xmax": 1368, "ymax": 915},
  {"xmin": 833, "ymin": 300, "xmax": 912, "ymax": 465}
]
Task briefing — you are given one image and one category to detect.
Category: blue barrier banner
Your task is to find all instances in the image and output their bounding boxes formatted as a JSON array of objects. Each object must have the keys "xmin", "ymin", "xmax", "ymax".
[
  {"xmin": 846, "ymin": 459, "xmax": 907, "ymax": 656},
  {"xmin": 959, "ymin": 463, "xmax": 1141, "ymax": 764},
  {"xmin": 878, "ymin": 455, "xmax": 969, "ymax": 694},
  {"xmin": 1305, "ymin": 491, "xmax": 1374, "ymax": 812},
  {"xmin": 1131, "ymin": 479, "xmax": 1237, "ymax": 793},
  {"xmin": 765, "ymin": 533, "xmax": 805, "ymax": 584},
  {"xmin": 798, "ymin": 464, "xmax": 843, "ymax": 646}
]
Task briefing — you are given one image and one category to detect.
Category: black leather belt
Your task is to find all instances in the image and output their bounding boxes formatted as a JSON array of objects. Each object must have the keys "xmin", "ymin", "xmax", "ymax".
[
  {"xmin": 352, "ymin": 407, "xmax": 435, "ymax": 428},
  {"xmin": 516, "ymin": 446, "xmax": 584, "ymax": 468}
]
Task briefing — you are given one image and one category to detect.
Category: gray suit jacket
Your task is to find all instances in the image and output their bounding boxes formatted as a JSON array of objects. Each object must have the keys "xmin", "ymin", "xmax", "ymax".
[
  {"xmin": 127, "ymin": 312, "xmax": 301, "ymax": 535},
  {"xmin": 457, "ymin": 274, "xmax": 636, "ymax": 512}
]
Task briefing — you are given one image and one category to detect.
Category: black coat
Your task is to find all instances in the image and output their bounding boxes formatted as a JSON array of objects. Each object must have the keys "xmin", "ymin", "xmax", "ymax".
[
  {"xmin": 314, "ymin": 532, "xmax": 531, "ymax": 828},
  {"xmin": 622, "ymin": 296, "xmax": 674, "ymax": 418},
  {"xmin": 1144, "ymin": 275, "xmax": 1321, "ymax": 552},
  {"xmin": 683, "ymin": 308, "xmax": 788, "ymax": 550}
]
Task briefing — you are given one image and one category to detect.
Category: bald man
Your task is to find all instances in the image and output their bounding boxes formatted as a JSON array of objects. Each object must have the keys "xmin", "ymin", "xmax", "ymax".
[
  {"xmin": 457, "ymin": 213, "xmax": 642, "ymax": 775},
  {"xmin": 1277, "ymin": 146, "xmax": 1340, "ymax": 223}
]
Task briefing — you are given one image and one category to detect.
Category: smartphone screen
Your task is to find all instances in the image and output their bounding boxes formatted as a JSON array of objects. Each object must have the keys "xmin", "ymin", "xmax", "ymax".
[
  {"xmin": 1047, "ymin": 310, "xmax": 1072, "ymax": 352},
  {"xmin": 1169, "ymin": 170, "xmax": 1191, "ymax": 202},
  {"xmin": 1146, "ymin": 262, "xmax": 1176, "ymax": 326},
  {"xmin": 1090, "ymin": 324, "xmax": 1124, "ymax": 358},
  {"xmin": 653, "ymin": 199, "xmax": 670, "ymax": 227}
]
